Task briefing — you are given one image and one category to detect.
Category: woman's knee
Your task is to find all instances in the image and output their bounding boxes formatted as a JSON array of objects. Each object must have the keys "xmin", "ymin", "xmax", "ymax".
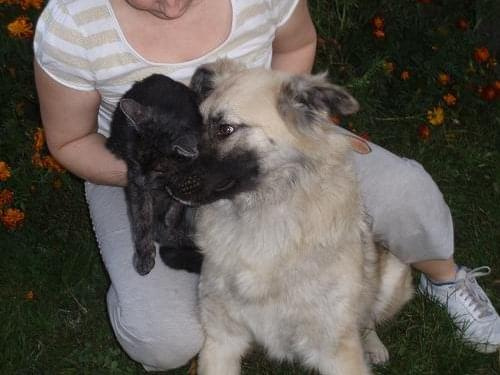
[
  {"xmin": 87, "ymin": 182, "xmax": 204, "ymax": 370},
  {"xmin": 107, "ymin": 286, "xmax": 204, "ymax": 371},
  {"xmin": 363, "ymin": 158, "xmax": 454, "ymax": 263},
  {"xmin": 386, "ymin": 159, "xmax": 449, "ymax": 221}
]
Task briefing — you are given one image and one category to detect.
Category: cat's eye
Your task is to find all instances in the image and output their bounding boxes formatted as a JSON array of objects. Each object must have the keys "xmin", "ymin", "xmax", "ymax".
[{"xmin": 216, "ymin": 124, "xmax": 235, "ymax": 138}]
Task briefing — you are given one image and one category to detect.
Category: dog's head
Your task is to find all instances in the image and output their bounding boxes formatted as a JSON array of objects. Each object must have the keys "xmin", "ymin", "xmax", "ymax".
[
  {"xmin": 160, "ymin": 60, "xmax": 367, "ymax": 205},
  {"xmin": 188, "ymin": 59, "xmax": 366, "ymax": 197}
]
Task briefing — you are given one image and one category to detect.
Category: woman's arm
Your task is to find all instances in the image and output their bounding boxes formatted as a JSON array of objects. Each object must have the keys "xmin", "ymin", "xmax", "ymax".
[
  {"xmin": 271, "ymin": 0, "xmax": 317, "ymax": 74},
  {"xmin": 34, "ymin": 61, "xmax": 128, "ymax": 186}
]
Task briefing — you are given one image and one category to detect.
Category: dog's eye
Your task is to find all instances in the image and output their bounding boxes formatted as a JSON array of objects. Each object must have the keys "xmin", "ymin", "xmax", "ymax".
[{"xmin": 216, "ymin": 124, "xmax": 235, "ymax": 138}]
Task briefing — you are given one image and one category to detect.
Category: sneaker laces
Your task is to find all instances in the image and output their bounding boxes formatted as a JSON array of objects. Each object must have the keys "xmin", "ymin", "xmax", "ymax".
[{"xmin": 454, "ymin": 266, "xmax": 495, "ymax": 320}]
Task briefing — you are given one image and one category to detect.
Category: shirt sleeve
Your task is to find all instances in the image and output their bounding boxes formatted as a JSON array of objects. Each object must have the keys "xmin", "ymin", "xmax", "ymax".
[
  {"xmin": 269, "ymin": 0, "xmax": 300, "ymax": 28},
  {"xmin": 33, "ymin": 0, "xmax": 95, "ymax": 91}
]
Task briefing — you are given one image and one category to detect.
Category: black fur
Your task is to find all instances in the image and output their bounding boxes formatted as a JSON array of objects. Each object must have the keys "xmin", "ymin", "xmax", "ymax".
[
  {"xmin": 189, "ymin": 67, "xmax": 215, "ymax": 103},
  {"xmin": 106, "ymin": 74, "xmax": 204, "ymax": 275},
  {"xmin": 106, "ymin": 74, "xmax": 259, "ymax": 275}
]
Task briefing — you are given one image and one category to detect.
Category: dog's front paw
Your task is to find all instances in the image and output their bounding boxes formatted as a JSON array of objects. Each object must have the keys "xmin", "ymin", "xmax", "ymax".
[
  {"xmin": 133, "ymin": 252, "xmax": 155, "ymax": 275},
  {"xmin": 362, "ymin": 329, "xmax": 389, "ymax": 365}
]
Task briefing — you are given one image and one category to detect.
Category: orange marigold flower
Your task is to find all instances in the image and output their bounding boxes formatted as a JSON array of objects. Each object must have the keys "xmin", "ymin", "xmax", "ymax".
[
  {"xmin": 42, "ymin": 155, "xmax": 65, "ymax": 173},
  {"xmin": 7, "ymin": 16, "xmax": 33, "ymax": 39},
  {"xmin": 493, "ymin": 80, "xmax": 500, "ymax": 93},
  {"xmin": 371, "ymin": 16, "xmax": 385, "ymax": 30},
  {"xmin": 437, "ymin": 72, "xmax": 451, "ymax": 86},
  {"xmin": 33, "ymin": 127, "xmax": 45, "ymax": 152},
  {"xmin": 418, "ymin": 124, "xmax": 431, "ymax": 141},
  {"xmin": 473, "ymin": 47, "xmax": 491, "ymax": 63},
  {"xmin": 24, "ymin": 290, "xmax": 36, "ymax": 301},
  {"xmin": 479, "ymin": 85, "xmax": 497, "ymax": 102},
  {"xmin": 32, "ymin": 153, "xmax": 43, "ymax": 169},
  {"xmin": 372, "ymin": 29, "xmax": 385, "ymax": 39},
  {"xmin": 0, "ymin": 161, "xmax": 12, "ymax": 181},
  {"xmin": 20, "ymin": 0, "xmax": 44, "ymax": 10},
  {"xmin": 32, "ymin": 153, "xmax": 65, "ymax": 173},
  {"xmin": 32, "ymin": 137, "xmax": 65, "ymax": 173},
  {"xmin": 383, "ymin": 61, "xmax": 395, "ymax": 74},
  {"xmin": 442, "ymin": 93, "xmax": 457, "ymax": 106},
  {"xmin": 1, "ymin": 208, "xmax": 25, "ymax": 230},
  {"xmin": 427, "ymin": 106, "xmax": 445, "ymax": 126},
  {"xmin": 400, "ymin": 70, "xmax": 411, "ymax": 80},
  {"xmin": 0, "ymin": 189, "xmax": 14, "ymax": 208}
]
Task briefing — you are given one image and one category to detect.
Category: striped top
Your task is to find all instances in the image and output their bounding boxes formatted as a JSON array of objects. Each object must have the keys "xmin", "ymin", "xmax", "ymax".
[{"xmin": 34, "ymin": 0, "xmax": 299, "ymax": 136}]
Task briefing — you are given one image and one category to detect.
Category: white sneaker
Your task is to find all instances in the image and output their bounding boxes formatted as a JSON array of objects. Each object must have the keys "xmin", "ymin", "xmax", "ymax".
[{"xmin": 418, "ymin": 266, "xmax": 500, "ymax": 353}]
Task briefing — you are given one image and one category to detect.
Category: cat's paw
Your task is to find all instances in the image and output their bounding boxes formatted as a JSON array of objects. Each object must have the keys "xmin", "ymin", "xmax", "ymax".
[
  {"xmin": 133, "ymin": 252, "xmax": 155, "ymax": 275},
  {"xmin": 159, "ymin": 245, "xmax": 203, "ymax": 274}
]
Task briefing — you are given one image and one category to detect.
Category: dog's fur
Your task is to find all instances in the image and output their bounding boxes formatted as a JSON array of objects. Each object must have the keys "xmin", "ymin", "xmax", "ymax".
[{"xmin": 189, "ymin": 60, "xmax": 414, "ymax": 375}]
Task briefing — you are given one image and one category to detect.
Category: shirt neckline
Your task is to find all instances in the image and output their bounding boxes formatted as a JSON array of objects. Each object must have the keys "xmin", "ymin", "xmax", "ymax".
[{"xmin": 105, "ymin": 0, "xmax": 236, "ymax": 67}]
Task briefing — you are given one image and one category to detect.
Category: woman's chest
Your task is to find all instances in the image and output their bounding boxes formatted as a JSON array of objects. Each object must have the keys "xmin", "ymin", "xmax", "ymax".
[{"xmin": 112, "ymin": 0, "xmax": 233, "ymax": 63}]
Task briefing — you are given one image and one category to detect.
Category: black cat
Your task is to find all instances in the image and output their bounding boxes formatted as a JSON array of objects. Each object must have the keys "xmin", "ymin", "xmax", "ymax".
[{"xmin": 106, "ymin": 74, "xmax": 252, "ymax": 275}]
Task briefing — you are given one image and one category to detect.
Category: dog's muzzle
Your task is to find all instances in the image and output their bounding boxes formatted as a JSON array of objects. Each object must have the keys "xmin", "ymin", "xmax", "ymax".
[
  {"xmin": 164, "ymin": 175, "xmax": 237, "ymax": 206},
  {"xmin": 214, "ymin": 179, "xmax": 236, "ymax": 192}
]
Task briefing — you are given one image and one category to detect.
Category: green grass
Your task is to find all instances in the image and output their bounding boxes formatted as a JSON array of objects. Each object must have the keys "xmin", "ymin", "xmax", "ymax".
[{"xmin": 1, "ymin": 0, "xmax": 499, "ymax": 374}]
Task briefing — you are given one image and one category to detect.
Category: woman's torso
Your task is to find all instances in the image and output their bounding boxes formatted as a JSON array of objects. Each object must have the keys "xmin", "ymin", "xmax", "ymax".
[{"xmin": 35, "ymin": 0, "xmax": 297, "ymax": 135}]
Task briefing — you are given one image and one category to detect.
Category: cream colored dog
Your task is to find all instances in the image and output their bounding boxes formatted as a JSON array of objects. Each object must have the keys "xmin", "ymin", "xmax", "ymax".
[{"xmin": 189, "ymin": 60, "xmax": 414, "ymax": 375}]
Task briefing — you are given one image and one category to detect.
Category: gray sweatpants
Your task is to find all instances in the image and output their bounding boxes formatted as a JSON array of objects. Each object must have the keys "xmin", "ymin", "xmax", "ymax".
[{"xmin": 85, "ymin": 137, "xmax": 454, "ymax": 371}]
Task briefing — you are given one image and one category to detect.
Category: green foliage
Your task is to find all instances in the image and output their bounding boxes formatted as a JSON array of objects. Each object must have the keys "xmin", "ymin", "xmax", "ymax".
[{"xmin": 1, "ymin": 1, "xmax": 499, "ymax": 374}]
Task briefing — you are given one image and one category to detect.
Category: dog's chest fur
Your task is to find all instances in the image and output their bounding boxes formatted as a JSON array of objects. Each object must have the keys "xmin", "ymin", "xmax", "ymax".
[{"xmin": 196, "ymin": 163, "xmax": 373, "ymax": 358}]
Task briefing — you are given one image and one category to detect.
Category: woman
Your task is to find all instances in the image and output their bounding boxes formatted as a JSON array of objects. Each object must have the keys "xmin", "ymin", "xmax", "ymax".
[{"xmin": 34, "ymin": 0, "xmax": 499, "ymax": 370}]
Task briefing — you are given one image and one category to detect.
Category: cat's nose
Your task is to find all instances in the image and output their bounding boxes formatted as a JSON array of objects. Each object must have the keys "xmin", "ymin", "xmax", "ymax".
[{"xmin": 172, "ymin": 135, "xmax": 199, "ymax": 158}]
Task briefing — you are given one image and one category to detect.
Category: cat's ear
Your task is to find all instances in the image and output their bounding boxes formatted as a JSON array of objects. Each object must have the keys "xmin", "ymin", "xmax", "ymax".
[{"xmin": 119, "ymin": 98, "xmax": 153, "ymax": 129}]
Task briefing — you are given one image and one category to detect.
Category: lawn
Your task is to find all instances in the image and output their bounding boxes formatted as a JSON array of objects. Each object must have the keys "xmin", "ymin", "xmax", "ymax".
[{"xmin": 0, "ymin": 0, "xmax": 499, "ymax": 374}]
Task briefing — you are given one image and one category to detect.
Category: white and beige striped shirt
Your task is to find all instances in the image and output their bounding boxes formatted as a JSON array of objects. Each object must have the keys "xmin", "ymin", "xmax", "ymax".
[{"xmin": 34, "ymin": 0, "xmax": 299, "ymax": 136}]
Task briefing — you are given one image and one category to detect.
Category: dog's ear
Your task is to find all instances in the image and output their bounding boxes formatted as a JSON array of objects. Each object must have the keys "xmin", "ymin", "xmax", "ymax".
[
  {"xmin": 190, "ymin": 67, "xmax": 215, "ymax": 103},
  {"xmin": 278, "ymin": 73, "xmax": 359, "ymax": 126},
  {"xmin": 119, "ymin": 98, "xmax": 154, "ymax": 130},
  {"xmin": 190, "ymin": 58, "xmax": 247, "ymax": 102}
]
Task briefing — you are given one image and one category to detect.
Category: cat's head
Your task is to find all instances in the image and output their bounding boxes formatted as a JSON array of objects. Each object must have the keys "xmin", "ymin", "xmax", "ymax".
[{"xmin": 119, "ymin": 98, "xmax": 201, "ymax": 160}]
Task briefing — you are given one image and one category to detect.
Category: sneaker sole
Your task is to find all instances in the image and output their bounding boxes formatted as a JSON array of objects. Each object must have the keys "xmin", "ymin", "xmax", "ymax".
[
  {"xmin": 465, "ymin": 340, "xmax": 499, "ymax": 354},
  {"xmin": 418, "ymin": 281, "xmax": 499, "ymax": 354}
]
